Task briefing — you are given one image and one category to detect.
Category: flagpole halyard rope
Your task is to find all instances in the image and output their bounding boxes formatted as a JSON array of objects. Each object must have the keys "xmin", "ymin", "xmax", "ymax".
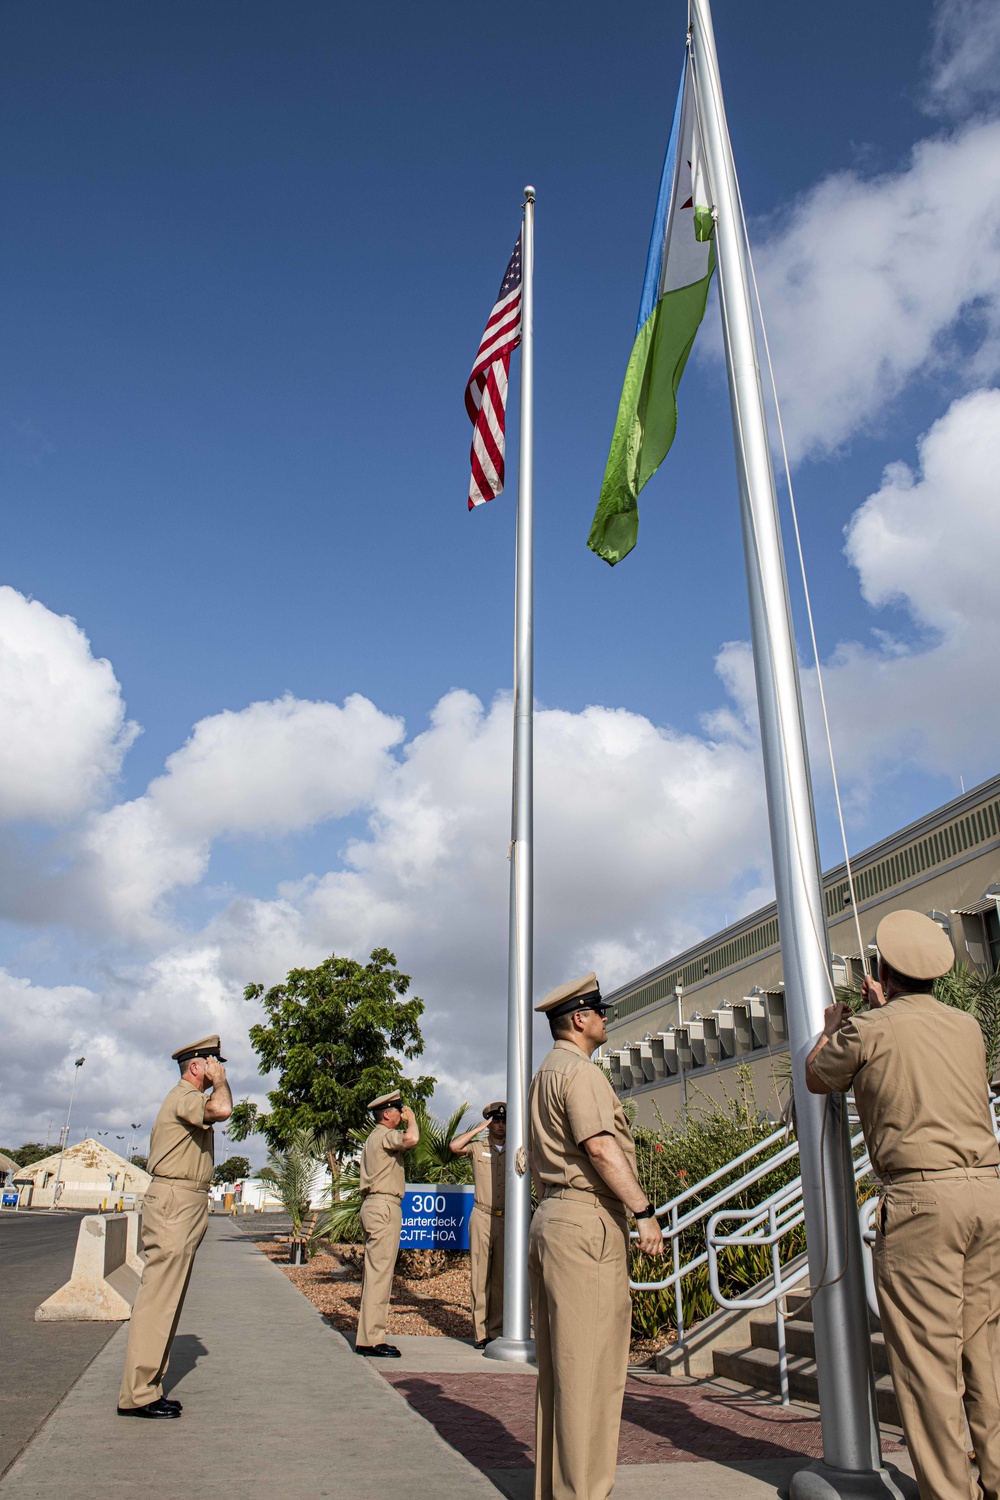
[
  {"xmin": 732, "ymin": 179, "xmax": 868, "ymax": 974},
  {"xmin": 689, "ymin": 39, "xmax": 843, "ymax": 1007}
]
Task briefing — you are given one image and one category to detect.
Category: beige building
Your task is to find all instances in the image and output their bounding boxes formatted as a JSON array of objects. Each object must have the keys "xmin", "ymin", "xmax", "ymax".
[
  {"xmin": 18, "ymin": 1139, "xmax": 152, "ymax": 1210},
  {"xmin": 0, "ymin": 1152, "xmax": 20, "ymax": 1194},
  {"xmin": 601, "ymin": 774, "xmax": 1000, "ymax": 1129}
]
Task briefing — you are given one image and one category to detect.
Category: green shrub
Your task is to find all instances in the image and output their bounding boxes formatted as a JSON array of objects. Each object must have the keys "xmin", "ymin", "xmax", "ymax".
[{"xmin": 628, "ymin": 1066, "xmax": 805, "ymax": 1340}]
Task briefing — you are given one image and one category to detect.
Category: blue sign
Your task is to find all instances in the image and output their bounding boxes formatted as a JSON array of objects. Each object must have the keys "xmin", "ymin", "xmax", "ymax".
[
  {"xmin": 401, "ymin": 1182, "xmax": 474, "ymax": 1250},
  {"xmin": 1, "ymin": 1191, "xmax": 18, "ymax": 1208}
]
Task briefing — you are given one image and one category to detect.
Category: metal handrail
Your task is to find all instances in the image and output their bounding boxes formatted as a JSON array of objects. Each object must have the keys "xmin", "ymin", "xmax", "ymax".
[
  {"xmin": 627, "ymin": 1091, "xmax": 1000, "ymax": 1400},
  {"xmin": 628, "ymin": 1123, "xmax": 807, "ymax": 1347},
  {"xmin": 706, "ymin": 1127, "xmax": 871, "ymax": 1311},
  {"xmin": 630, "ymin": 1133, "xmax": 800, "ymax": 1285}
]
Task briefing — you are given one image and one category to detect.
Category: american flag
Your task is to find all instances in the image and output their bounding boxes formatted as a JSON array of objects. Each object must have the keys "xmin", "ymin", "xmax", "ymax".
[{"xmin": 465, "ymin": 233, "xmax": 522, "ymax": 509}]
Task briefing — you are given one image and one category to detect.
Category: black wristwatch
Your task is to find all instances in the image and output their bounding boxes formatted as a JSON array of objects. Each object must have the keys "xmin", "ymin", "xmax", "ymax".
[{"xmin": 634, "ymin": 1202, "xmax": 656, "ymax": 1220}]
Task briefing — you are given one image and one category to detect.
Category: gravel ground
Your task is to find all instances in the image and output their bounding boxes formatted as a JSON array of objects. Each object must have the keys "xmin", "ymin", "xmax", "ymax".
[
  {"xmin": 249, "ymin": 1237, "xmax": 476, "ymax": 1338},
  {"xmin": 236, "ymin": 1221, "xmax": 679, "ymax": 1360}
]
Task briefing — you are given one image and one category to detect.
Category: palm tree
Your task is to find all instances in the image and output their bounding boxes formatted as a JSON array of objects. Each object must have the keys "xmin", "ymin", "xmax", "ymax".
[
  {"xmin": 256, "ymin": 1128, "xmax": 324, "ymax": 1246},
  {"xmin": 408, "ymin": 1101, "xmax": 475, "ymax": 1185},
  {"xmin": 322, "ymin": 1098, "xmax": 475, "ymax": 1243},
  {"xmin": 934, "ymin": 963, "xmax": 1000, "ymax": 1079}
]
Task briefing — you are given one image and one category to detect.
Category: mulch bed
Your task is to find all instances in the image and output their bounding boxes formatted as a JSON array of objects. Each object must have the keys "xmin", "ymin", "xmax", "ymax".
[
  {"xmin": 248, "ymin": 1236, "xmax": 676, "ymax": 1359},
  {"xmin": 381, "ymin": 1372, "xmax": 905, "ymax": 1469},
  {"xmin": 252, "ymin": 1240, "xmax": 475, "ymax": 1338}
]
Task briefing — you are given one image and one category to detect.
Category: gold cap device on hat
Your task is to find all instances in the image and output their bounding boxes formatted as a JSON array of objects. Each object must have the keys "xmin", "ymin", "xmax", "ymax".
[
  {"xmin": 875, "ymin": 910, "xmax": 955, "ymax": 982},
  {"xmin": 534, "ymin": 972, "xmax": 612, "ymax": 1019},
  {"xmin": 172, "ymin": 1034, "xmax": 227, "ymax": 1064},
  {"xmin": 483, "ymin": 1101, "xmax": 507, "ymax": 1119},
  {"xmin": 367, "ymin": 1089, "xmax": 402, "ymax": 1112}
]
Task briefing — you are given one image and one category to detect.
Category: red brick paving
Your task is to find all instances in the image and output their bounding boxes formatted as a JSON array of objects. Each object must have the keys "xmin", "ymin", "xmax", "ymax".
[{"xmin": 382, "ymin": 1372, "xmax": 903, "ymax": 1469}]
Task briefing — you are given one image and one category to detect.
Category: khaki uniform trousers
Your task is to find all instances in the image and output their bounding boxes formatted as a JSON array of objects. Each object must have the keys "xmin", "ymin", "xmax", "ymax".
[
  {"xmin": 357, "ymin": 1192, "xmax": 402, "ymax": 1347},
  {"xmin": 469, "ymin": 1202, "xmax": 505, "ymax": 1342},
  {"xmin": 874, "ymin": 1168, "xmax": 1000, "ymax": 1500},
  {"xmin": 529, "ymin": 1191, "xmax": 631, "ymax": 1500},
  {"xmin": 119, "ymin": 1179, "xmax": 209, "ymax": 1409}
]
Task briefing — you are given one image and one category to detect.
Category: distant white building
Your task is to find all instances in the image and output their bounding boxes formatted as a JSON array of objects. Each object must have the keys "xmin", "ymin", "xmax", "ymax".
[
  {"xmin": 209, "ymin": 1163, "xmax": 333, "ymax": 1213},
  {"xmin": 18, "ymin": 1139, "xmax": 152, "ymax": 1210}
]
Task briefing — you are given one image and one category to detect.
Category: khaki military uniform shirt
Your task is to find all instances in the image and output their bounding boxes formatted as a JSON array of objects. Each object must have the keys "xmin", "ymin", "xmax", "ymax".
[
  {"xmin": 529, "ymin": 1040, "xmax": 637, "ymax": 1200},
  {"xmin": 359, "ymin": 1122, "xmax": 407, "ymax": 1197},
  {"xmin": 810, "ymin": 992, "xmax": 1000, "ymax": 1179},
  {"xmin": 460, "ymin": 1139, "xmax": 506, "ymax": 1213},
  {"xmin": 147, "ymin": 1079, "xmax": 215, "ymax": 1188}
]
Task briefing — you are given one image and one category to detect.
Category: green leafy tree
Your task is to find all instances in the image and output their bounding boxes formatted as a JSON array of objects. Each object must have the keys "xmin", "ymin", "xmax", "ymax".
[
  {"xmin": 212, "ymin": 1156, "xmax": 252, "ymax": 1186},
  {"xmin": 130, "ymin": 1154, "xmax": 148, "ymax": 1170},
  {"xmin": 230, "ymin": 949, "xmax": 434, "ymax": 1172},
  {"xmin": 8, "ymin": 1143, "xmax": 51, "ymax": 1167}
]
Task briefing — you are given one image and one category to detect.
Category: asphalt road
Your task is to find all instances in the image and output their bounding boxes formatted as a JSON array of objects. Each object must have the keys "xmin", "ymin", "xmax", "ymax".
[{"xmin": 0, "ymin": 1213, "xmax": 119, "ymax": 1477}]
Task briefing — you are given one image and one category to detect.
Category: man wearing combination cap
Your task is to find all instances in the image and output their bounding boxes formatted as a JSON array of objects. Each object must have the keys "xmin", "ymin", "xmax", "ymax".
[
  {"xmin": 450, "ymin": 1101, "xmax": 507, "ymax": 1348},
  {"xmin": 528, "ymin": 973, "xmax": 663, "ymax": 1500},
  {"xmin": 356, "ymin": 1089, "xmax": 419, "ymax": 1358},
  {"xmin": 118, "ymin": 1035, "xmax": 232, "ymax": 1419},
  {"xmin": 806, "ymin": 910, "xmax": 1000, "ymax": 1500}
]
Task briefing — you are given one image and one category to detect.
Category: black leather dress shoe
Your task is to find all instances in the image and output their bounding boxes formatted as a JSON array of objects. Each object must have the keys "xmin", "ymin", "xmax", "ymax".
[
  {"xmin": 355, "ymin": 1343, "xmax": 402, "ymax": 1358},
  {"xmin": 117, "ymin": 1398, "xmax": 182, "ymax": 1419},
  {"xmin": 474, "ymin": 1338, "xmax": 490, "ymax": 1349},
  {"xmin": 160, "ymin": 1398, "xmax": 183, "ymax": 1410}
]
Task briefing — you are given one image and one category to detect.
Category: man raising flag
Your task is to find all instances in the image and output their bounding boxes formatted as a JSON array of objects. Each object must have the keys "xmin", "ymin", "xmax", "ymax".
[{"xmin": 465, "ymin": 233, "xmax": 523, "ymax": 509}]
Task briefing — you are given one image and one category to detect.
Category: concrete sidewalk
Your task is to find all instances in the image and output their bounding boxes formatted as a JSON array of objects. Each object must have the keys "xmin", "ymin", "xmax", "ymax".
[
  {"xmin": 0, "ymin": 1217, "xmax": 496, "ymax": 1500},
  {"xmin": 2, "ymin": 1216, "xmax": 917, "ymax": 1500}
]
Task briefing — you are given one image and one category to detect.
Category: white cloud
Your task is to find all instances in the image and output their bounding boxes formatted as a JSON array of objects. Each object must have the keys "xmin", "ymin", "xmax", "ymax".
[
  {"xmin": 927, "ymin": 0, "xmax": 1000, "ymax": 116},
  {"xmin": 0, "ymin": 683, "xmax": 776, "ymax": 1140},
  {"xmin": 845, "ymin": 386, "xmax": 1000, "ymax": 635},
  {"xmin": 5, "ymin": 375, "xmax": 1000, "ymax": 1137},
  {"xmin": 799, "ymin": 388, "xmax": 1000, "ymax": 803},
  {"xmin": 0, "ymin": 587, "xmax": 136, "ymax": 823},
  {"xmin": 752, "ymin": 118, "xmax": 1000, "ymax": 460},
  {"xmin": 76, "ymin": 692, "xmax": 405, "ymax": 939},
  {"xmin": 257, "ymin": 687, "xmax": 772, "ymax": 1091}
]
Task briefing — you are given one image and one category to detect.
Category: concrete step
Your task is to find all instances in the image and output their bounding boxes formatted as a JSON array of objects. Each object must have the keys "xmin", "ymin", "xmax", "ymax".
[
  {"xmin": 713, "ymin": 1341, "xmax": 900, "ymax": 1426},
  {"xmin": 749, "ymin": 1311, "xmax": 891, "ymax": 1377}
]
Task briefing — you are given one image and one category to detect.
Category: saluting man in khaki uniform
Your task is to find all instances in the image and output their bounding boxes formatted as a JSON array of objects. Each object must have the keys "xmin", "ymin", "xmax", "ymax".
[
  {"xmin": 118, "ymin": 1035, "xmax": 232, "ymax": 1419},
  {"xmin": 450, "ymin": 1101, "xmax": 507, "ymax": 1348},
  {"xmin": 529, "ymin": 974, "xmax": 663, "ymax": 1500},
  {"xmin": 356, "ymin": 1089, "xmax": 419, "ymax": 1358},
  {"xmin": 807, "ymin": 911, "xmax": 1000, "ymax": 1500}
]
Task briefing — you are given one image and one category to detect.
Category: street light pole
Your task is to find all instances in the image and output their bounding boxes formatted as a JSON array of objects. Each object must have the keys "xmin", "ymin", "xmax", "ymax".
[
  {"xmin": 49, "ymin": 1057, "xmax": 85, "ymax": 1209},
  {"xmin": 674, "ymin": 984, "xmax": 687, "ymax": 1120}
]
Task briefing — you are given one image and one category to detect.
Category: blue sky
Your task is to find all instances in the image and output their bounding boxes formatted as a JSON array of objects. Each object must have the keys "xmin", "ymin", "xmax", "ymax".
[{"xmin": 3, "ymin": 0, "xmax": 999, "ymax": 1150}]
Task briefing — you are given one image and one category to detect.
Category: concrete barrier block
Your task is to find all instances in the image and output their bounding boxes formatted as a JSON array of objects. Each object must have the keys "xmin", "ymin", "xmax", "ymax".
[{"xmin": 35, "ymin": 1211, "xmax": 143, "ymax": 1322}]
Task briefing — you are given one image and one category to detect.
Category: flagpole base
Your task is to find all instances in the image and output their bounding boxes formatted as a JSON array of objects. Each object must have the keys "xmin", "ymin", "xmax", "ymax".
[
  {"xmin": 482, "ymin": 1336, "xmax": 536, "ymax": 1365},
  {"xmin": 790, "ymin": 1461, "xmax": 916, "ymax": 1500}
]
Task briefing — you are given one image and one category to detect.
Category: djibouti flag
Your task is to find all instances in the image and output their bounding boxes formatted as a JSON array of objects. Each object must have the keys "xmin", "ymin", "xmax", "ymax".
[{"xmin": 588, "ymin": 57, "xmax": 715, "ymax": 565}]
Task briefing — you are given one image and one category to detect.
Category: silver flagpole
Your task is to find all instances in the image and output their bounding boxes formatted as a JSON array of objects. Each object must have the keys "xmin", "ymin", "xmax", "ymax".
[
  {"xmin": 485, "ymin": 186, "xmax": 536, "ymax": 1364},
  {"xmin": 689, "ymin": 6, "xmax": 902, "ymax": 1496}
]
